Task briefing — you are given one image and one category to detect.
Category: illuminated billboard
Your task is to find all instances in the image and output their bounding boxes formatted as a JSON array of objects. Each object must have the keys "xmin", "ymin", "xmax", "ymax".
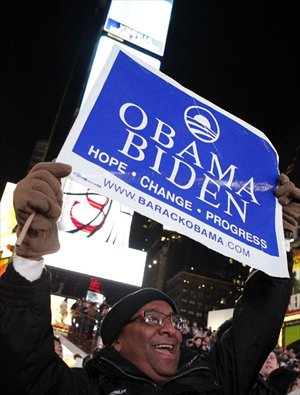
[
  {"xmin": 103, "ymin": 0, "xmax": 174, "ymax": 56},
  {"xmin": 44, "ymin": 231, "xmax": 146, "ymax": 287}
]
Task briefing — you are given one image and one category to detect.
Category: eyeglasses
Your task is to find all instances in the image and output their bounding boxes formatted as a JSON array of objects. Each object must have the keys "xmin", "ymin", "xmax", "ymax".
[{"xmin": 129, "ymin": 310, "xmax": 187, "ymax": 332}]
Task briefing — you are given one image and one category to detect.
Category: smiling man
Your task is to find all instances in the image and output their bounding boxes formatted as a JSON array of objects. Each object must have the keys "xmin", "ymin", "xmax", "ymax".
[
  {"xmin": 0, "ymin": 162, "xmax": 300, "ymax": 395},
  {"xmin": 103, "ymin": 293, "xmax": 181, "ymax": 382},
  {"xmin": 86, "ymin": 287, "xmax": 223, "ymax": 393}
]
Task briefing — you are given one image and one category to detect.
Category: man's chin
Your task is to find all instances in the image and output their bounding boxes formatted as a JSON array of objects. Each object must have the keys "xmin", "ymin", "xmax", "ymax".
[{"xmin": 153, "ymin": 356, "xmax": 179, "ymax": 378}]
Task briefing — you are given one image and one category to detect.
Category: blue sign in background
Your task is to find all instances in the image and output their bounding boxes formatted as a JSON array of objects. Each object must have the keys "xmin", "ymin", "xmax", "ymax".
[{"xmin": 73, "ymin": 51, "xmax": 279, "ymax": 256}]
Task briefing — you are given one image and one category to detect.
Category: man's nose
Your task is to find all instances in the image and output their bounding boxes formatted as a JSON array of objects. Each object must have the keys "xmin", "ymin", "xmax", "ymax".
[{"xmin": 158, "ymin": 317, "xmax": 176, "ymax": 334}]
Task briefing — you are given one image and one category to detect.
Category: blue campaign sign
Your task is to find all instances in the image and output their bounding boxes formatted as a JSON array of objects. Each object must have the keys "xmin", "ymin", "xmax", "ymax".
[{"xmin": 58, "ymin": 47, "xmax": 288, "ymax": 277}]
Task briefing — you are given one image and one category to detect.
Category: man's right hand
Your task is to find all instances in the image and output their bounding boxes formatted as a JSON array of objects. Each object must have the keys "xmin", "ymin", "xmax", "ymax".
[
  {"xmin": 13, "ymin": 162, "xmax": 72, "ymax": 260},
  {"xmin": 275, "ymin": 173, "xmax": 300, "ymax": 234}
]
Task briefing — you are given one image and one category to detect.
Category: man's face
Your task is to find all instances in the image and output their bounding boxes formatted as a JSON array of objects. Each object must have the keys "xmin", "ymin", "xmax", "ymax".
[
  {"xmin": 261, "ymin": 351, "xmax": 279, "ymax": 377},
  {"xmin": 113, "ymin": 300, "xmax": 182, "ymax": 382}
]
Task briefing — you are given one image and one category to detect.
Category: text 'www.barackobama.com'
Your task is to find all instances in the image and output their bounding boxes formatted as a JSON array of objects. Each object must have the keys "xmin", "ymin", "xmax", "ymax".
[{"xmin": 103, "ymin": 178, "xmax": 251, "ymax": 258}]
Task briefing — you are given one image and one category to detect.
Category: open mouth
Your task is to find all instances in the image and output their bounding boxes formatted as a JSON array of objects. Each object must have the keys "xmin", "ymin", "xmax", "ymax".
[{"xmin": 154, "ymin": 344, "xmax": 175, "ymax": 355}]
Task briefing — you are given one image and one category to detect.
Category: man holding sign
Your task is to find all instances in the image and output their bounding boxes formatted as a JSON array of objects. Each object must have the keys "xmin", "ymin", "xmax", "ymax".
[
  {"xmin": 1, "ymin": 49, "xmax": 300, "ymax": 395},
  {"xmin": 0, "ymin": 161, "xmax": 299, "ymax": 394}
]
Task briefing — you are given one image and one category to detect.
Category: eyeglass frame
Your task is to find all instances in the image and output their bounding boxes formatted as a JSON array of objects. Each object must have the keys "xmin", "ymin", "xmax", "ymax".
[{"xmin": 128, "ymin": 310, "xmax": 187, "ymax": 332}]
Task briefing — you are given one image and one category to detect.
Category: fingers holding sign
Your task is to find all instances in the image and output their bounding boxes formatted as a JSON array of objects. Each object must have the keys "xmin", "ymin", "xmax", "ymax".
[
  {"xmin": 275, "ymin": 173, "xmax": 300, "ymax": 233},
  {"xmin": 13, "ymin": 162, "xmax": 72, "ymax": 259}
]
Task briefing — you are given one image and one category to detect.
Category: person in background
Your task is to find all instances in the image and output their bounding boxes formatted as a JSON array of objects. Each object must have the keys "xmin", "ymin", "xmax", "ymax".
[
  {"xmin": 292, "ymin": 361, "xmax": 300, "ymax": 373},
  {"xmin": 96, "ymin": 302, "xmax": 110, "ymax": 348},
  {"xmin": 86, "ymin": 303, "xmax": 97, "ymax": 341},
  {"xmin": 53, "ymin": 335, "xmax": 63, "ymax": 360},
  {"xmin": 249, "ymin": 350, "xmax": 280, "ymax": 394},
  {"xmin": 261, "ymin": 351, "xmax": 281, "ymax": 380},
  {"xmin": 0, "ymin": 161, "xmax": 299, "ymax": 395},
  {"xmin": 70, "ymin": 298, "xmax": 82, "ymax": 334},
  {"xmin": 180, "ymin": 322, "xmax": 193, "ymax": 349},
  {"xmin": 287, "ymin": 349, "xmax": 298, "ymax": 368},
  {"xmin": 191, "ymin": 321, "xmax": 200, "ymax": 336},
  {"xmin": 281, "ymin": 352, "xmax": 292, "ymax": 367},
  {"xmin": 97, "ymin": 302, "xmax": 110, "ymax": 328},
  {"xmin": 60, "ymin": 297, "xmax": 68, "ymax": 325}
]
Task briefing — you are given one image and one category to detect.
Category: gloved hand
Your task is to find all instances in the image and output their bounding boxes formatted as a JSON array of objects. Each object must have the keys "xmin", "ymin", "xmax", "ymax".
[
  {"xmin": 275, "ymin": 173, "xmax": 300, "ymax": 234},
  {"xmin": 13, "ymin": 162, "xmax": 72, "ymax": 260}
]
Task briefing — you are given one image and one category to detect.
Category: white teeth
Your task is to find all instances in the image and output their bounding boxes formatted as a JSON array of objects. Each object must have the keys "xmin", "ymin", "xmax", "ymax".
[{"xmin": 155, "ymin": 344, "xmax": 174, "ymax": 350}]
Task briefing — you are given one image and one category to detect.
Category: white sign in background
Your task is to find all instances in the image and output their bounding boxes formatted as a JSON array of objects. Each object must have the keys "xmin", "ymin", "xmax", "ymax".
[{"xmin": 57, "ymin": 47, "xmax": 288, "ymax": 277}]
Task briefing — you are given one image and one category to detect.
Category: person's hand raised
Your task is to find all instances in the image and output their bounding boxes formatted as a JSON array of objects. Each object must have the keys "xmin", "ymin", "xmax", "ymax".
[
  {"xmin": 275, "ymin": 173, "xmax": 300, "ymax": 234},
  {"xmin": 13, "ymin": 162, "xmax": 72, "ymax": 259}
]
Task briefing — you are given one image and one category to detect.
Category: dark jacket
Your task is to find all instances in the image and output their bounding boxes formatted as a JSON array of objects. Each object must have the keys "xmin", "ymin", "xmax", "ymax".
[
  {"xmin": 85, "ymin": 346, "xmax": 221, "ymax": 394},
  {"xmin": 0, "ymin": 254, "xmax": 293, "ymax": 395},
  {"xmin": 249, "ymin": 374, "xmax": 278, "ymax": 395}
]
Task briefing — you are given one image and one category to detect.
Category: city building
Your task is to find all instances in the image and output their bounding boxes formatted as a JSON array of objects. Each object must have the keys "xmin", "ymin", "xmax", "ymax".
[{"xmin": 166, "ymin": 270, "xmax": 238, "ymax": 327}]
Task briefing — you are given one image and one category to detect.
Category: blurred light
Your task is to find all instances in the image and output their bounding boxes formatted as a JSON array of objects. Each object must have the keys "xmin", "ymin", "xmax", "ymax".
[{"xmin": 45, "ymin": 231, "xmax": 146, "ymax": 287}]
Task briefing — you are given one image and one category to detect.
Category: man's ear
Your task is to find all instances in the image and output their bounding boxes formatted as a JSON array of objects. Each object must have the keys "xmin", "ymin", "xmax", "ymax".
[{"xmin": 112, "ymin": 336, "xmax": 122, "ymax": 352}]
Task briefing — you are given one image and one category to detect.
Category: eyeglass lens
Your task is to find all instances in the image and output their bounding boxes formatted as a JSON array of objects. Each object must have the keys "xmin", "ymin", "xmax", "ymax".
[{"xmin": 144, "ymin": 310, "xmax": 185, "ymax": 330}]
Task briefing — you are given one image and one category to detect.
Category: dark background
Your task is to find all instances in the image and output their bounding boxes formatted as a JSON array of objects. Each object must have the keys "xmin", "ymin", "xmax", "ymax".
[{"xmin": 1, "ymin": 0, "xmax": 299, "ymax": 196}]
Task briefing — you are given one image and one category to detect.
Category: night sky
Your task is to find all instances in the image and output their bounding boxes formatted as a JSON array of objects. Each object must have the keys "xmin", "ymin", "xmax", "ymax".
[{"xmin": 1, "ymin": 0, "xmax": 300, "ymax": 196}]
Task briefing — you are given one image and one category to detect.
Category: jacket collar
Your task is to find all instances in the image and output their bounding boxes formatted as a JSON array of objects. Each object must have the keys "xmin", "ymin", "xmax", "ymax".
[{"xmin": 86, "ymin": 345, "xmax": 208, "ymax": 380}]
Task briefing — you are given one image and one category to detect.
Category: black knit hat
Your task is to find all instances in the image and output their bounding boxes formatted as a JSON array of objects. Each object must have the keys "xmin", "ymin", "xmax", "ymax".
[{"xmin": 101, "ymin": 288, "xmax": 178, "ymax": 346}]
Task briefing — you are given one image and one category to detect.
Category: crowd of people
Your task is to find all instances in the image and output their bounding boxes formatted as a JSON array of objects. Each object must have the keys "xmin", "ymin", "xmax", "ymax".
[
  {"xmin": 1, "ymin": 161, "xmax": 300, "ymax": 395},
  {"xmin": 275, "ymin": 347, "xmax": 300, "ymax": 371}
]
